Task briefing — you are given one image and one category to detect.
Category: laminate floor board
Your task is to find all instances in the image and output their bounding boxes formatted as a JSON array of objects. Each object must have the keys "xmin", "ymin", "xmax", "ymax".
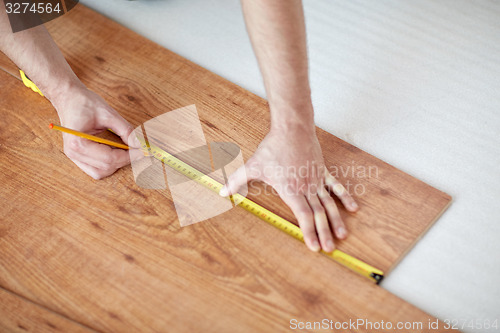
[
  {"xmin": 0, "ymin": 287, "xmax": 96, "ymax": 333},
  {"xmin": 43, "ymin": 5, "xmax": 451, "ymax": 272}
]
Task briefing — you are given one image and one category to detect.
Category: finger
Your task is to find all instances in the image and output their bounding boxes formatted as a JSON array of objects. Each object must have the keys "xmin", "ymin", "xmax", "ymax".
[
  {"xmin": 307, "ymin": 193, "xmax": 335, "ymax": 252},
  {"xmin": 279, "ymin": 193, "xmax": 320, "ymax": 252},
  {"xmin": 318, "ymin": 188, "xmax": 348, "ymax": 240},
  {"xmin": 65, "ymin": 136, "xmax": 131, "ymax": 170},
  {"xmin": 324, "ymin": 172, "xmax": 359, "ymax": 212},
  {"xmin": 220, "ymin": 162, "xmax": 254, "ymax": 197},
  {"xmin": 98, "ymin": 112, "xmax": 138, "ymax": 148},
  {"xmin": 72, "ymin": 159, "xmax": 115, "ymax": 180}
]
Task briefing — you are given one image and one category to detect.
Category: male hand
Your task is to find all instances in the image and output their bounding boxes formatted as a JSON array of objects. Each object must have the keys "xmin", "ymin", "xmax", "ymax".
[
  {"xmin": 51, "ymin": 85, "xmax": 140, "ymax": 179},
  {"xmin": 221, "ymin": 125, "xmax": 359, "ymax": 253}
]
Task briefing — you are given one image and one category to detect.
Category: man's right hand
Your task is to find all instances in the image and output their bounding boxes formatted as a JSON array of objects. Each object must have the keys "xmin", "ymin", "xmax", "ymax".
[{"xmin": 51, "ymin": 85, "xmax": 141, "ymax": 180}]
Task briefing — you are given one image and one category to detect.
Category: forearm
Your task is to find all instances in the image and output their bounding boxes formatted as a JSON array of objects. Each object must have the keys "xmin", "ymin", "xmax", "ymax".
[
  {"xmin": 241, "ymin": 0, "xmax": 313, "ymax": 133},
  {"xmin": 0, "ymin": 0, "xmax": 83, "ymax": 107}
]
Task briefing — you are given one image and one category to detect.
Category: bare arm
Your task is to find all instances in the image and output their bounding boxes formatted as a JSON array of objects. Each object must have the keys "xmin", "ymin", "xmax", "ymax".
[
  {"xmin": 0, "ymin": 0, "xmax": 138, "ymax": 179},
  {"xmin": 0, "ymin": 1, "xmax": 82, "ymax": 104},
  {"xmin": 240, "ymin": 0, "xmax": 313, "ymax": 131},
  {"xmin": 242, "ymin": 0, "xmax": 314, "ymax": 131},
  {"xmin": 222, "ymin": 0, "xmax": 359, "ymax": 253}
]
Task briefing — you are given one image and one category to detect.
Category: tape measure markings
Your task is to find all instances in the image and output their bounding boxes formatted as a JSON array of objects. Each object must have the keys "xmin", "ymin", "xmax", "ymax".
[{"xmin": 142, "ymin": 140, "xmax": 384, "ymax": 284}]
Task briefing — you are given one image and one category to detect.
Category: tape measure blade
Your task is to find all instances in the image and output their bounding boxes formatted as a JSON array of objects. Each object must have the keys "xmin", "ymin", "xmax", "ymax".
[{"xmin": 140, "ymin": 138, "xmax": 384, "ymax": 283}]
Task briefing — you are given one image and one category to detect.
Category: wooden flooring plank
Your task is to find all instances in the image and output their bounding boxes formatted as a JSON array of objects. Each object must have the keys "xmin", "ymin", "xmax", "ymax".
[
  {"xmin": 0, "ymin": 53, "xmax": 18, "ymax": 79},
  {"xmin": 38, "ymin": 4, "xmax": 451, "ymax": 272},
  {"xmin": 0, "ymin": 4, "xmax": 452, "ymax": 332},
  {"xmin": 0, "ymin": 288, "xmax": 96, "ymax": 333}
]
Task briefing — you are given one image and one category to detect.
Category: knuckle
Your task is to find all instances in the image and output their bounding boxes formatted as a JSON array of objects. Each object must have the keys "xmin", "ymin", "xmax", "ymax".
[
  {"xmin": 298, "ymin": 209, "xmax": 313, "ymax": 222},
  {"xmin": 313, "ymin": 182, "xmax": 322, "ymax": 192},
  {"xmin": 99, "ymin": 111, "xmax": 114, "ymax": 122},
  {"xmin": 68, "ymin": 139, "xmax": 82, "ymax": 152},
  {"xmin": 295, "ymin": 185, "xmax": 307, "ymax": 196},
  {"xmin": 93, "ymin": 170, "xmax": 110, "ymax": 180},
  {"xmin": 324, "ymin": 202, "xmax": 337, "ymax": 212},
  {"xmin": 104, "ymin": 165, "xmax": 117, "ymax": 173},
  {"xmin": 64, "ymin": 148, "xmax": 75, "ymax": 159},
  {"xmin": 88, "ymin": 171, "xmax": 101, "ymax": 180},
  {"xmin": 317, "ymin": 226, "xmax": 332, "ymax": 236},
  {"xmin": 302, "ymin": 228, "xmax": 315, "ymax": 237},
  {"xmin": 313, "ymin": 205, "xmax": 326, "ymax": 216},
  {"xmin": 102, "ymin": 154, "xmax": 115, "ymax": 166},
  {"xmin": 296, "ymin": 178, "xmax": 307, "ymax": 188},
  {"xmin": 323, "ymin": 197, "xmax": 337, "ymax": 206},
  {"xmin": 331, "ymin": 217, "xmax": 344, "ymax": 227},
  {"xmin": 303, "ymin": 232, "xmax": 318, "ymax": 242},
  {"xmin": 332, "ymin": 183, "xmax": 345, "ymax": 196},
  {"xmin": 325, "ymin": 206, "xmax": 340, "ymax": 218},
  {"xmin": 103, "ymin": 162, "xmax": 118, "ymax": 172},
  {"xmin": 343, "ymin": 193, "xmax": 354, "ymax": 201},
  {"xmin": 318, "ymin": 189, "xmax": 330, "ymax": 199}
]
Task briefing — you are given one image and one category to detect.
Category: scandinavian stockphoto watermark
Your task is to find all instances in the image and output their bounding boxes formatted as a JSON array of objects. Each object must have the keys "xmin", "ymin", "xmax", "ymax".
[
  {"xmin": 129, "ymin": 105, "xmax": 248, "ymax": 227},
  {"xmin": 129, "ymin": 105, "xmax": 379, "ymax": 227},
  {"xmin": 4, "ymin": 0, "xmax": 79, "ymax": 33},
  {"xmin": 247, "ymin": 160, "xmax": 378, "ymax": 197}
]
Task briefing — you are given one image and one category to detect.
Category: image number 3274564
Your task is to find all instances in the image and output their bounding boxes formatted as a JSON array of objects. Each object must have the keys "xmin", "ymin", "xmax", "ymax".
[{"xmin": 4, "ymin": 0, "xmax": 79, "ymax": 33}]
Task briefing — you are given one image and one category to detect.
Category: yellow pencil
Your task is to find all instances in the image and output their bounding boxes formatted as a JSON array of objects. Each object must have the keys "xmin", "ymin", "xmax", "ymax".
[{"xmin": 49, "ymin": 123, "xmax": 130, "ymax": 150}]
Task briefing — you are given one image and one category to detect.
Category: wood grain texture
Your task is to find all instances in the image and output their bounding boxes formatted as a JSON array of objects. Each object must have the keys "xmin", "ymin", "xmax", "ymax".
[
  {"xmin": 0, "ymin": 4, "xmax": 452, "ymax": 332},
  {"xmin": 0, "ymin": 287, "xmax": 95, "ymax": 333},
  {"xmin": 0, "ymin": 54, "xmax": 18, "ymax": 79}
]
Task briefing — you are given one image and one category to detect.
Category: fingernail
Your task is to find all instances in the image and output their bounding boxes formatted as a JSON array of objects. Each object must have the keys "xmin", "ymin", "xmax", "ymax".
[
  {"xmin": 326, "ymin": 240, "xmax": 334, "ymax": 252},
  {"xmin": 325, "ymin": 177, "xmax": 334, "ymax": 186},
  {"xmin": 309, "ymin": 239, "xmax": 321, "ymax": 252},
  {"xmin": 351, "ymin": 202, "xmax": 358, "ymax": 210},
  {"xmin": 337, "ymin": 227, "xmax": 347, "ymax": 238},
  {"xmin": 219, "ymin": 186, "xmax": 228, "ymax": 197},
  {"xmin": 333, "ymin": 184, "xmax": 345, "ymax": 196}
]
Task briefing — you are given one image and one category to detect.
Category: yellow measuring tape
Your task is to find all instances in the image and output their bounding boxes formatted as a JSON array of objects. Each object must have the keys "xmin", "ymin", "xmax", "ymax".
[
  {"xmin": 20, "ymin": 70, "xmax": 44, "ymax": 96},
  {"xmin": 19, "ymin": 69, "xmax": 384, "ymax": 284},
  {"xmin": 142, "ymin": 138, "xmax": 384, "ymax": 284}
]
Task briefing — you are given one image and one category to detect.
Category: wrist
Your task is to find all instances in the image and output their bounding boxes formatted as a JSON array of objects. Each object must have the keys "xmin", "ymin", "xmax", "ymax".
[
  {"xmin": 269, "ymin": 103, "xmax": 315, "ymax": 136},
  {"xmin": 46, "ymin": 78, "xmax": 87, "ymax": 117},
  {"xmin": 270, "ymin": 120, "xmax": 315, "ymax": 136},
  {"xmin": 44, "ymin": 75, "xmax": 86, "ymax": 109}
]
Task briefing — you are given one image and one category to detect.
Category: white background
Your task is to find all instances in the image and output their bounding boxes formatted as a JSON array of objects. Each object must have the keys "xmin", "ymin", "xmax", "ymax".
[{"xmin": 79, "ymin": 0, "xmax": 500, "ymax": 331}]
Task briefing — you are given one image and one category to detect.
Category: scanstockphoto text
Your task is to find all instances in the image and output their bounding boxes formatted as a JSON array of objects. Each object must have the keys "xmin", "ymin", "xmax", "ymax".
[{"xmin": 290, "ymin": 318, "xmax": 499, "ymax": 331}]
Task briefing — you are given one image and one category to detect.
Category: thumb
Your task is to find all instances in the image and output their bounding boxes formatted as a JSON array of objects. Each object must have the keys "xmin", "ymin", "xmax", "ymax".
[
  {"xmin": 101, "ymin": 113, "xmax": 138, "ymax": 148},
  {"xmin": 220, "ymin": 162, "xmax": 255, "ymax": 197}
]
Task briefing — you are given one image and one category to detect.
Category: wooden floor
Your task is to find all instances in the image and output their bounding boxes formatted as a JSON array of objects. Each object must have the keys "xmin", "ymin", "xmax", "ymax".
[{"xmin": 0, "ymin": 5, "xmax": 452, "ymax": 332}]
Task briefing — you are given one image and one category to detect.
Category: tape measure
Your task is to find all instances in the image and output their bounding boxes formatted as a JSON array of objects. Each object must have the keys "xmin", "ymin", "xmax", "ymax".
[
  {"xmin": 141, "ymin": 138, "xmax": 384, "ymax": 284},
  {"xmin": 19, "ymin": 69, "xmax": 384, "ymax": 284},
  {"xmin": 20, "ymin": 70, "xmax": 44, "ymax": 96}
]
